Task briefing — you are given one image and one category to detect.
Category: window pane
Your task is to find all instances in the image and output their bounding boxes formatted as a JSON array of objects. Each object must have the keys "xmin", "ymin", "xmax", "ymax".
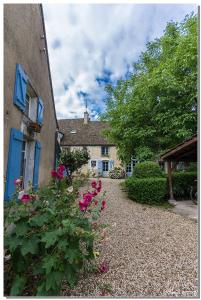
[
  {"xmin": 101, "ymin": 146, "xmax": 108, "ymax": 155},
  {"xmin": 103, "ymin": 161, "xmax": 109, "ymax": 171}
]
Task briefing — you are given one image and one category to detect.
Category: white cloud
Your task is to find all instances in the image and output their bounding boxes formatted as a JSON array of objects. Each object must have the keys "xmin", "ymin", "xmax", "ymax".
[{"xmin": 43, "ymin": 3, "xmax": 197, "ymax": 120}]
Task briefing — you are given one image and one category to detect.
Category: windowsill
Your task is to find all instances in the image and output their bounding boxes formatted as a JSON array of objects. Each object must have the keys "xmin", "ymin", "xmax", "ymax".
[{"xmin": 101, "ymin": 154, "xmax": 109, "ymax": 157}]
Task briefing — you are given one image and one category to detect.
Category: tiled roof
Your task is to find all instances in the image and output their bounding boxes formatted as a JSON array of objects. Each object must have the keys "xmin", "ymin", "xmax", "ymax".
[{"xmin": 58, "ymin": 118, "xmax": 115, "ymax": 146}]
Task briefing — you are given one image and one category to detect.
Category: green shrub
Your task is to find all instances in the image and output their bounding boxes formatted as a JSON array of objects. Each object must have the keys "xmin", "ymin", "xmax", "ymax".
[
  {"xmin": 172, "ymin": 171, "xmax": 197, "ymax": 199},
  {"xmin": 4, "ymin": 172, "xmax": 106, "ymax": 296},
  {"xmin": 133, "ymin": 161, "xmax": 164, "ymax": 178},
  {"xmin": 109, "ymin": 167, "xmax": 125, "ymax": 179},
  {"xmin": 125, "ymin": 177, "xmax": 167, "ymax": 205},
  {"xmin": 185, "ymin": 163, "xmax": 197, "ymax": 173}
]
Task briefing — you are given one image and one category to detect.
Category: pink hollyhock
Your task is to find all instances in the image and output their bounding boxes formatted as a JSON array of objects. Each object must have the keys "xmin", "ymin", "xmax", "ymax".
[
  {"xmin": 101, "ymin": 200, "xmax": 106, "ymax": 211},
  {"xmin": 14, "ymin": 178, "xmax": 22, "ymax": 185},
  {"xmin": 83, "ymin": 192, "xmax": 93, "ymax": 205},
  {"xmin": 21, "ymin": 194, "xmax": 31, "ymax": 204},
  {"xmin": 96, "ymin": 180, "xmax": 102, "ymax": 193},
  {"xmin": 58, "ymin": 164, "xmax": 65, "ymax": 172},
  {"xmin": 96, "ymin": 186, "xmax": 101, "ymax": 193},
  {"xmin": 92, "ymin": 191, "xmax": 98, "ymax": 197},
  {"xmin": 99, "ymin": 261, "xmax": 109, "ymax": 273},
  {"xmin": 91, "ymin": 180, "xmax": 97, "ymax": 189},
  {"xmin": 94, "ymin": 200, "xmax": 98, "ymax": 206},
  {"xmin": 51, "ymin": 170, "xmax": 58, "ymax": 178},
  {"xmin": 57, "ymin": 172, "xmax": 63, "ymax": 180},
  {"xmin": 79, "ymin": 200, "xmax": 88, "ymax": 211}
]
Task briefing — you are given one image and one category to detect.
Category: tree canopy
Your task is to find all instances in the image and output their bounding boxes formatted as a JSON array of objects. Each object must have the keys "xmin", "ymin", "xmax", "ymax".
[{"xmin": 101, "ymin": 13, "xmax": 197, "ymax": 162}]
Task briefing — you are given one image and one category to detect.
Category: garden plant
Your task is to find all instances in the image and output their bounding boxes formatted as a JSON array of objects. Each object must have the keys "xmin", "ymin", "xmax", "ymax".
[{"xmin": 4, "ymin": 164, "xmax": 107, "ymax": 296}]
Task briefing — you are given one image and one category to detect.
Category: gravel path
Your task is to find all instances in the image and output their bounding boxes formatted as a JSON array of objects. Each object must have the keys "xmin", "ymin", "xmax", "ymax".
[{"xmin": 61, "ymin": 178, "xmax": 198, "ymax": 297}]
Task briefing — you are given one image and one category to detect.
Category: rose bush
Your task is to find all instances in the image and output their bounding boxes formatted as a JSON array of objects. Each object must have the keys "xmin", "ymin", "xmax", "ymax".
[{"xmin": 4, "ymin": 167, "xmax": 106, "ymax": 296}]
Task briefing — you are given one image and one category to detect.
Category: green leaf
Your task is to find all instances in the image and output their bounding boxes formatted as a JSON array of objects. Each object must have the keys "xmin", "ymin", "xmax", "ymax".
[
  {"xmin": 6, "ymin": 235, "xmax": 22, "ymax": 252},
  {"xmin": 64, "ymin": 264, "xmax": 78, "ymax": 288},
  {"xmin": 57, "ymin": 239, "xmax": 69, "ymax": 251},
  {"xmin": 21, "ymin": 236, "xmax": 39, "ymax": 255},
  {"xmin": 41, "ymin": 229, "xmax": 62, "ymax": 248},
  {"xmin": 10, "ymin": 275, "xmax": 26, "ymax": 296},
  {"xmin": 15, "ymin": 221, "xmax": 29, "ymax": 236},
  {"xmin": 42, "ymin": 255, "xmax": 58, "ymax": 274},
  {"xmin": 64, "ymin": 248, "xmax": 82, "ymax": 264},
  {"xmin": 36, "ymin": 282, "xmax": 47, "ymax": 296},
  {"xmin": 46, "ymin": 271, "xmax": 63, "ymax": 291},
  {"xmin": 29, "ymin": 214, "xmax": 48, "ymax": 227},
  {"xmin": 33, "ymin": 263, "xmax": 44, "ymax": 276}
]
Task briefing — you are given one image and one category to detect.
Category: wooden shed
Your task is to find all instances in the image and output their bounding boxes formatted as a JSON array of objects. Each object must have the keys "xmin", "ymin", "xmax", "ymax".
[{"xmin": 160, "ymin": 135, "xmax": 197, "ymax": 200}]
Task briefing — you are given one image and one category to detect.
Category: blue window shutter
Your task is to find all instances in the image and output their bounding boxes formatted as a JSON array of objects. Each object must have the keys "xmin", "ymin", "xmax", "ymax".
[
  {"xmin": 109, "ymin": 160, "xmax": 114, "ymax": 170},
  {"xmin": 13, "ymin": 64, "xmax": 28, "ymax": 111},
  {"xmin": 98, "ymin": 160, "xmax": 102, "ymax": 170},
  {"xmin": 5, "ymin": 128, "xmax": 24, "ymax": 200},
  {"xmin": 37, "ymin": 97, "xmax": 44, "ymax": 125},
  {"xmin": 33, "ymin": 141, "xmax": 41, "ymax": 189}
]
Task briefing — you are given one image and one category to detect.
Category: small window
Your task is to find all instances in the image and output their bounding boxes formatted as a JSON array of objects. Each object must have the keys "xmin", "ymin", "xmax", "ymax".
[
  {"xmin": 101, "ymin": 146, "xmax": 109, "ymax": 156},
  {"xmin": 91, "ymin": 160, "xmax": 96, "ymax": 168}
]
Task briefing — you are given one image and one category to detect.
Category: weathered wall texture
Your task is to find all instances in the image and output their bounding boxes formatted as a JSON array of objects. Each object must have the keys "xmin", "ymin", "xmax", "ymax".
[{"xmin": 4, "ymin": 4, "xmax": 57, "ymax": 186}]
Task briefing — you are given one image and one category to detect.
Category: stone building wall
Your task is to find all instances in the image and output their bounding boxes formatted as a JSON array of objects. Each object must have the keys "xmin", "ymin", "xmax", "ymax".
[{"xmin": 4, "ymin": 4, "xmax": 58, "ymax": 187}]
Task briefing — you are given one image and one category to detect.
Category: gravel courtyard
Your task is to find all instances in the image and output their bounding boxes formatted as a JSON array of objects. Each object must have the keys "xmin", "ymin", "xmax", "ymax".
[{"xmin": 61, "ymin": 178, "xmax": 198, "ymax": 297}]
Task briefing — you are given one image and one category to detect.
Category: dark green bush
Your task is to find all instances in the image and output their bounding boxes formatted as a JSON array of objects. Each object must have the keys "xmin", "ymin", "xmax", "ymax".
[
  {"xmin": 185, "ymin": 163, "xmax": 197, "ymax": 173},
  {"xmin": 133, "ymin": 161, "xmax": 165, "ymax": 178},
  {"xmin": 125, "ymin": 177, "xmax": 167, "ymax": 204},
  {"xmin": 172, "ymin": 171, "xmax": 197, "ymax": 199}
]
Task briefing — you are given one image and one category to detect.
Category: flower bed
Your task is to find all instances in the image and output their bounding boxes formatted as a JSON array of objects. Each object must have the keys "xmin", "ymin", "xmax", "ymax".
[
  {"xmin": 109, "ymin": 167, "xmax": 125, "ymax": 179},
  {"xmin": 4, "ymin": 165, "xmax": 107, "ymax": 296}
]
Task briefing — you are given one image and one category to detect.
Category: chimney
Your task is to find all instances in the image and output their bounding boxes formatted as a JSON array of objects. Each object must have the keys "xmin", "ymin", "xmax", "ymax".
[{"xmin": 84, "ymin": 111, "xmax": 90, "ymax": 124}]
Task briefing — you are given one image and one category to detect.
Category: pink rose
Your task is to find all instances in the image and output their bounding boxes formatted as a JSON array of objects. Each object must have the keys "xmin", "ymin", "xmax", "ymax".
[{"xmin": 21, "ymin": 194, "xmax": 31, "ymax": 204}]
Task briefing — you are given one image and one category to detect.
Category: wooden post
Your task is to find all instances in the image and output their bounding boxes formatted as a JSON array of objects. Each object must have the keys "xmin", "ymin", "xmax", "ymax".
[{"xmin": 167, "ymin": 160, "xmax": 175, "ymax": 200}]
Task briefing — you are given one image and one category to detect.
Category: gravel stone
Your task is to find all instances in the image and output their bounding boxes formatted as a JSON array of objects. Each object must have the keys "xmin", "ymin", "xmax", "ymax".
[{"xmin": 61, "ymin": 178, "xmax": 198, "ymax": 297}]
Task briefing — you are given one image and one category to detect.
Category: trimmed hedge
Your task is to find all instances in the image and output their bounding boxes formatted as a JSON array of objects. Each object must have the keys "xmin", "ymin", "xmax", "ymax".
[
  {"xmin": 125, "ymin": 177, "xmax": 167, "ymax": 205},
  {"xmin": 172, "ymin": 171, "xmax": 197, "ymax": 199},
  {"xmin": 133, "ymin": 161, "xmax": 165, "ymax": 179}
]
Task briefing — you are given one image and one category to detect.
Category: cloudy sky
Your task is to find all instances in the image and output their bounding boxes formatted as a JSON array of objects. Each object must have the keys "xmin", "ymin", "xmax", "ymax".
[{"xmin": 43, "ymin": 4, "xmax": 197, "ymax": 120}]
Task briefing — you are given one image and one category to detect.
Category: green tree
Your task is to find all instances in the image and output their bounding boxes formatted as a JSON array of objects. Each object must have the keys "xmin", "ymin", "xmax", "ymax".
[{"xmin": 101, "ymin": 13, "xmax": 197, "ymax": 162}]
